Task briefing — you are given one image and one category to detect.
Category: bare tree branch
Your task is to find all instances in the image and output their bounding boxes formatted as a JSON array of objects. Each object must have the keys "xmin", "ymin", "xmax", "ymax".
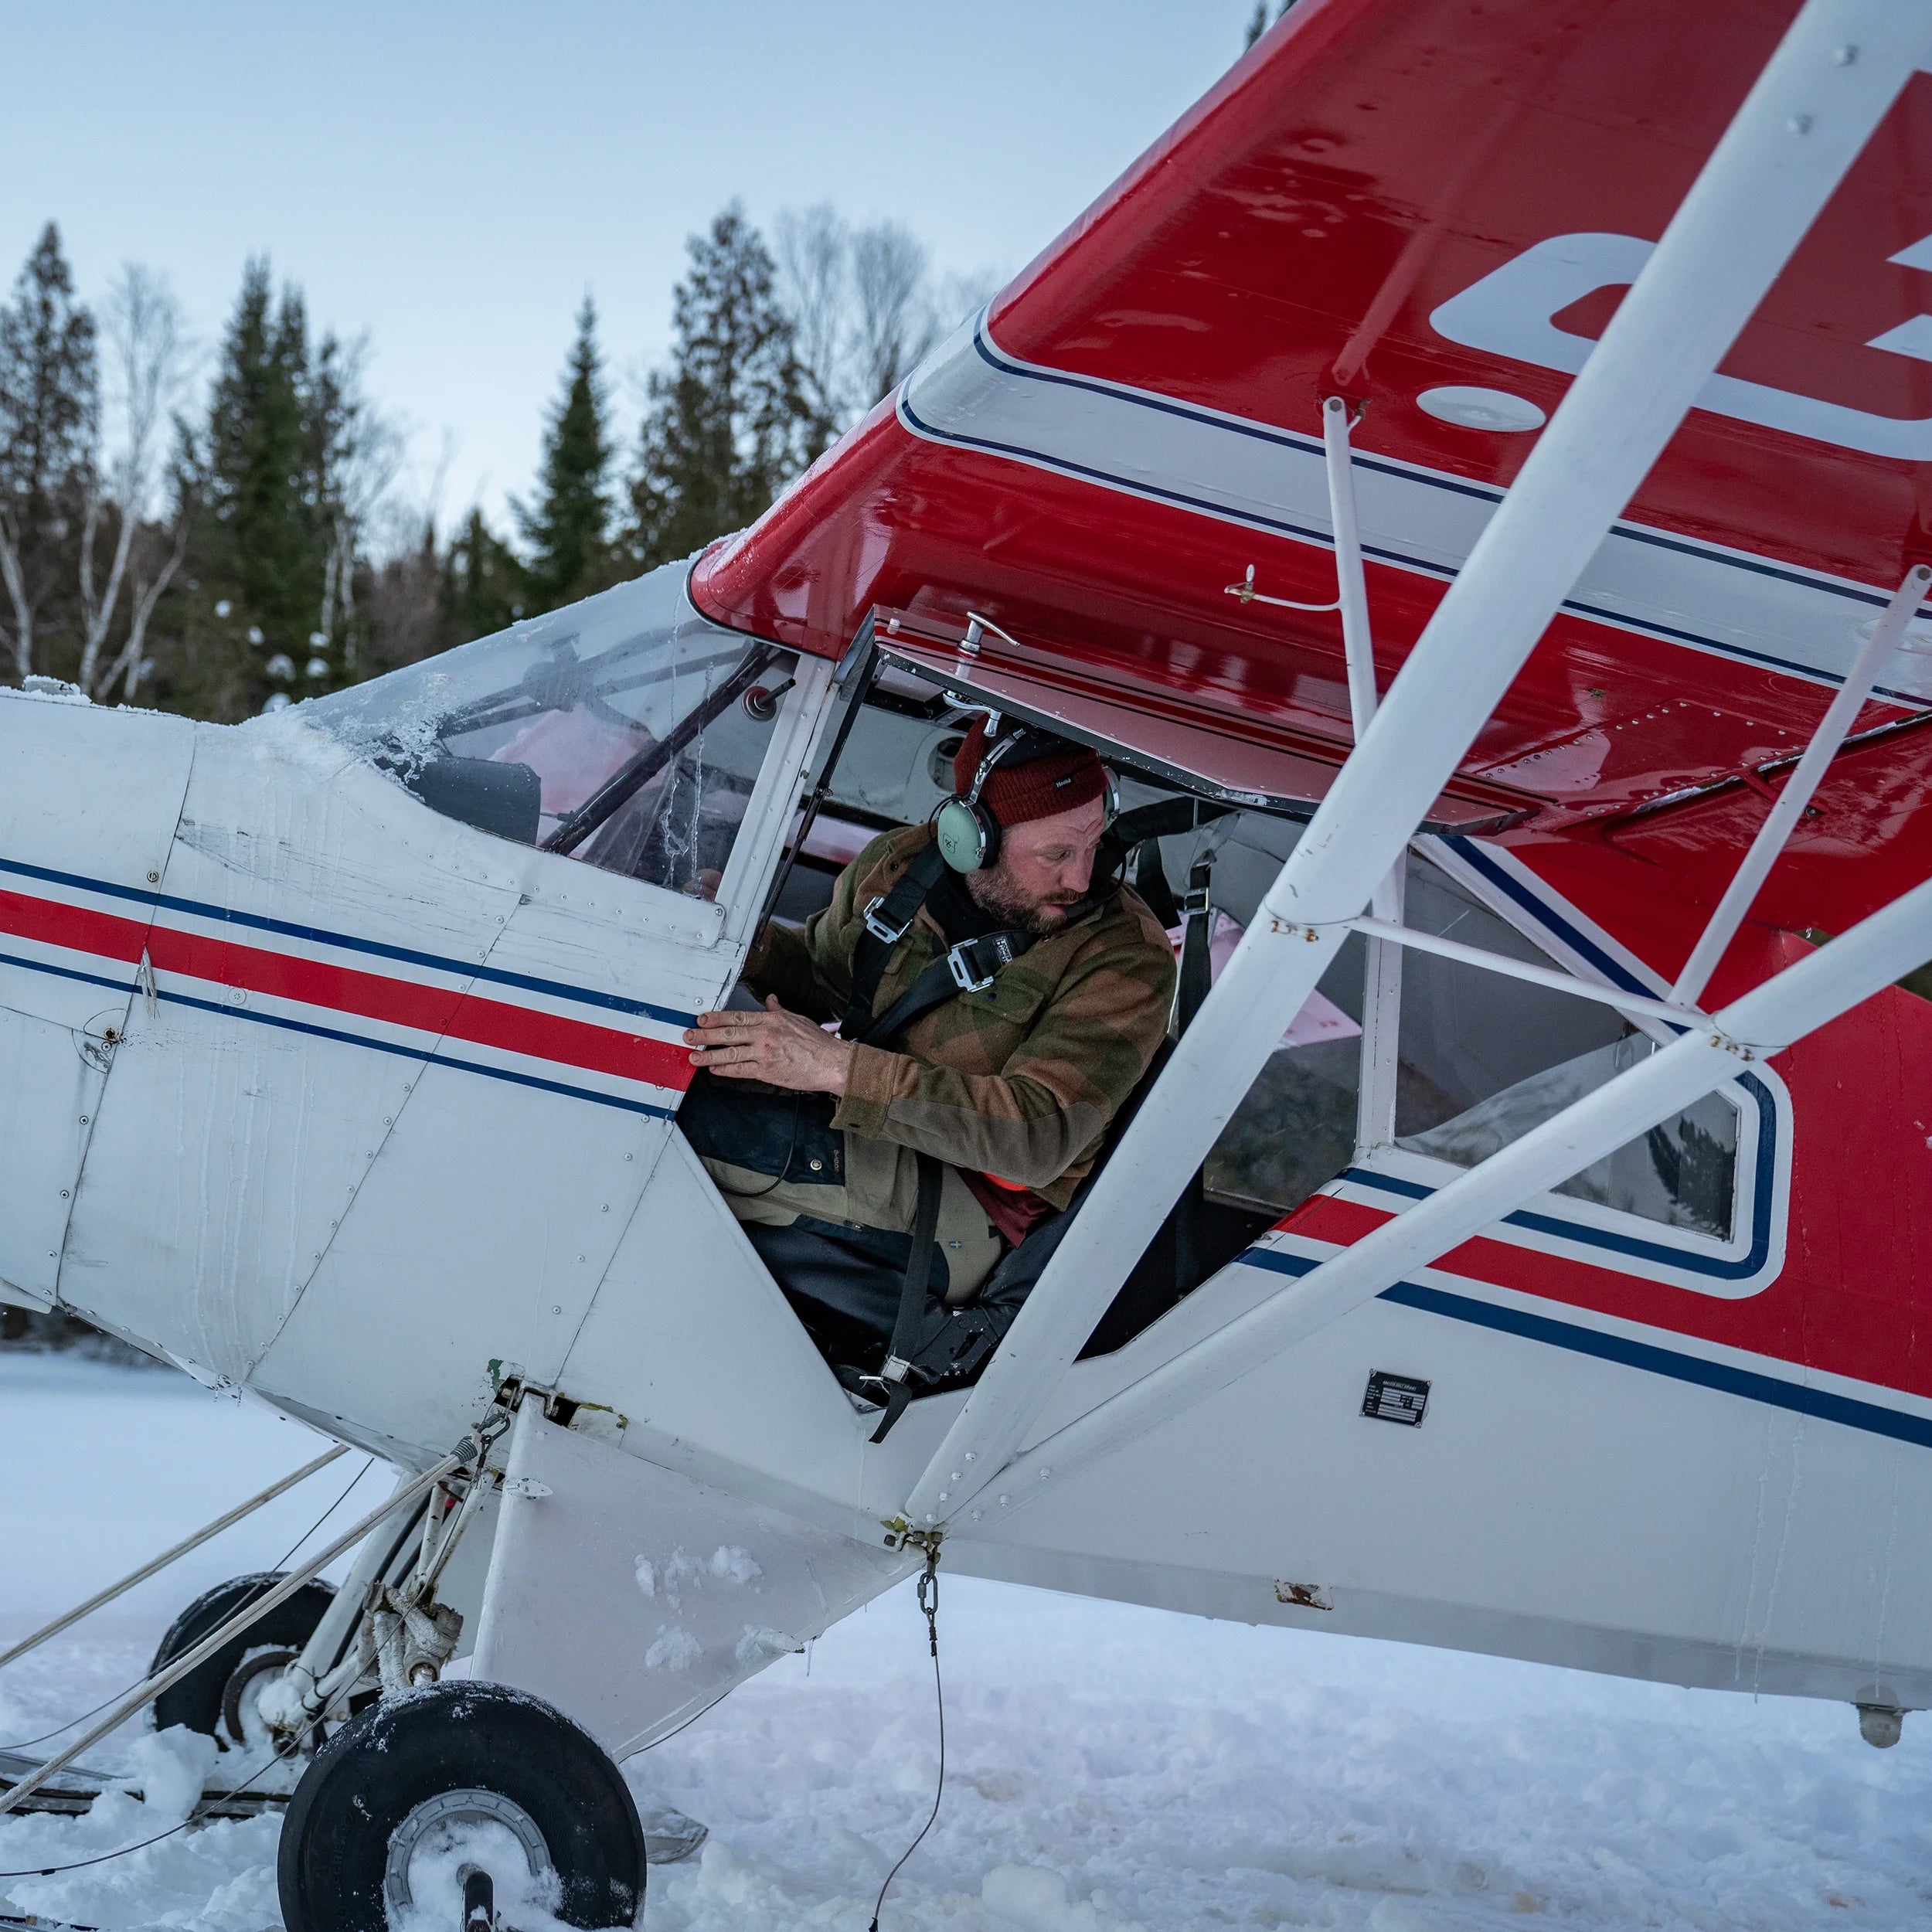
[
  {"xmin": 849, "ymin": 220, "xmax": 931, "ymax": 408},
  {"xmin": 98, "ymin": 497, "xmax": 190, "ymax": 703},
  {"xmin": 0, "ymin": 516, "xmax": 32, "ymax": 680},
  {"xmin": 80, "ymin": 265, "xmax": 188, "ymax": 696},
  {"xmin": 775, "ymin": 203, "xmax": 851, "ymax": 431}
]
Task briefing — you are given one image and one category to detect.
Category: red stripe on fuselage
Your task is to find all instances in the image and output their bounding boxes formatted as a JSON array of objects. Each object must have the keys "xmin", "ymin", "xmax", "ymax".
[
  {"xmin": 0, "ymin": 888, "xmax": 691, "ymax": 1093},
  {"xmin": 1284, "ymin": 1192, "xmax": 1729, "ymax": 1311},
  {"xmin": 0, "ymin": 886, "xmax": 146, "ymax": 966}
]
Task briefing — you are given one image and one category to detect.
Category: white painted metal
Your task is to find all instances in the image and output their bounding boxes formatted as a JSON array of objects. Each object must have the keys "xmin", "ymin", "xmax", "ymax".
[
  {"xmin": 1348, "ymin": 915, "xmax": 1709, "ymax": 1027},
  {"xmin": 944, "ymin": 1265, "xmax": 1932, "ymax": 1709},
  {"xmin": 471, "ymin": 1403, "xmax": 911, "ymax": 1756},
  {"xmin": 66, "ymin": 729, "xmax": 526, "ymax": 1389},
  {"xmin": 1355, "ymin": 869, "xmax": 1405, "ymax": 1151},
  {"xmin": 0, "ymin": 1451, "xmax": 463, "ymax": 1818},
  {"xmin": 989, "ymin": 867, "xmax": 1932, "ymax": 1514},
  {"xmin": 284, "ymin": 1468, "xmax": 429, "ymax": 1716},
  {"xmin": 0, "ymin": 692, "xmax": 193, "ymax": 1034},
  {"xmin": 554, "ymin": 1131, "xmax": 879, "ymax": 1512},
  {"xmin": 1324, "ymin": 396, "xmax": 1379, "ymax": 738},
  {"xmin": 0, "ymin": 695, "xmax": 196, "ymax": 1310},
  {"xmin": 1323, "ymin": 393, "xmax": 1407, "ymax": 1152},
  {"xmin": 716, "ymin": 654, "xmax": 836, "ymax": 946},
  {"xmin": 905, "ymin": 0, "xmax": 1931, "ymax": 1529},
  {"xmin": 1669, "ymin": 563, "xmax": 1932, "ymax": 1005}
]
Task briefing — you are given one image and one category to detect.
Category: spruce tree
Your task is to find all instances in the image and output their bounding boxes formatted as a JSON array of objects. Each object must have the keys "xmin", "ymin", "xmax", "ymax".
[
  {"xmin": 164, "ymin": 259, "xmax": 331, "ymax": 720},
  {"xmin": 443, "ymin": 506, "xmax": 528, "ymax": 644},
  {"xmin": 516, "ymin": 298, "xmax": 614, "ymax": 611},
  {"xmin": 628, "ymin": 205, "xmax": 813, "ymax": 572},
  {"xmin": 1243, "ymin": 1, "xmax": 1294, "ymax": 49},
  {"xmin": 0, "ymin": 223, "xmax": 98, "ymax": 681}
]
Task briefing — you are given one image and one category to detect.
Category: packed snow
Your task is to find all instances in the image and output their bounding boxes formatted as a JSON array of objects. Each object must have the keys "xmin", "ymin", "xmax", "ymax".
[{"xmin": 5, "ymin": 1352, "xmax": 1932, "ymax": 1930}]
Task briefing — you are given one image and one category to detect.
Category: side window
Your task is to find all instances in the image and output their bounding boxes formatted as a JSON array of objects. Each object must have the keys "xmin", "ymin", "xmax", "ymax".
[
  {"xmin": 1203, "ymin": 928, "xmax": 1366, "ymax": 1219},
  {"xmin": 1198, "ymin": 845, "xmax": 1740, "ymax": 1240},
  {"xmin": 1387, "ymin": 865, "xmax": 1737, "ymax": 1239},
  {"xmin": 292, "ymin": 561, "xmax": 791, "ymax": 902}
]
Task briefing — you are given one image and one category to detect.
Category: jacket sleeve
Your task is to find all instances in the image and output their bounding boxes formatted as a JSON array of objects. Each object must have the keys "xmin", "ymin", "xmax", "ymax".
[{"xmin": 831, "ymin": 924, "xmax": 1175, "ymax": 1190}]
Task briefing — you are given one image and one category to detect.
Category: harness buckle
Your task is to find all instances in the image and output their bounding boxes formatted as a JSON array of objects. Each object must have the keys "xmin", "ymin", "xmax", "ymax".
[
  {"xmin": 879, "ymin": 1355, "xmax": 913, "ymax": 1384},
  {"xmin": 864, "ymin": 896, "xmax": 910, "ymax": 945},
  {"xmin": 946, "ymin": 939, "xmax": 999, "ymax": 994}
]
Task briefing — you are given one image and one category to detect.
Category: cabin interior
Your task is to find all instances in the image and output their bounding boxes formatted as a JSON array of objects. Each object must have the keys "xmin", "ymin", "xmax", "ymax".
[{"xmin": 307, "ymin": 578, "xmax": 1743, "ymax": 1398}]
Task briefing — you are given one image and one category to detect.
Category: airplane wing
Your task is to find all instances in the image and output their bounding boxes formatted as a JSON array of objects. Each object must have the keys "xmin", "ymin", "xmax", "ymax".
[{"xmin": 693, "ymin": 0, "xmax": 1932, "ymax": 999}]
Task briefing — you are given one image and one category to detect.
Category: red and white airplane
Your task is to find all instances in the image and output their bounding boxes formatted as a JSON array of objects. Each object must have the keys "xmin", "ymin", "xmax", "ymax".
[{"xmin": 3, "ymin": 1, "xmax": 1930, "ymax": 1924}]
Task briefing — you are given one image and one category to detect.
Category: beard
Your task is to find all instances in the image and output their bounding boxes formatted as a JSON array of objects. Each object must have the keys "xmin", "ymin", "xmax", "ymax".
[{"xmin": 967, "ymin": 863, "xmax": 1085, "ymax": 937}]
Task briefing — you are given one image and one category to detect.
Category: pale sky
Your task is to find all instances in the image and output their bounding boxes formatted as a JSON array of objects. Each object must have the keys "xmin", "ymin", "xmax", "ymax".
[{"xmin": 2, "ymin": 3, "xmax": 1247, "ymax": 546}]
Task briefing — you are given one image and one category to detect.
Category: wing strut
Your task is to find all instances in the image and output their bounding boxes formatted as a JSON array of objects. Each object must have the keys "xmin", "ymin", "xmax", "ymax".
[
  {"xmin": 964, "ymin": 867, "xmax": 1932, "ymax": 1521},
  {"xmin": 1669, "ymin": 563, "xmax": 1932, "ymax": 1006},
  {"xmin": 900, "ymin": 0, "xmax": 1932, "ymax": 1532},
  {"xmin": 1322, "ymin": 392, "xmax": 1407, "ymax": 1153}
]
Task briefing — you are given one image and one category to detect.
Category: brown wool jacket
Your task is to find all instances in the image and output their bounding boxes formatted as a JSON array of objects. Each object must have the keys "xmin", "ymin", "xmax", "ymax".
[{"xmin": 743, "ymin": 825, "xmax": 1177, "ymax": 1209}]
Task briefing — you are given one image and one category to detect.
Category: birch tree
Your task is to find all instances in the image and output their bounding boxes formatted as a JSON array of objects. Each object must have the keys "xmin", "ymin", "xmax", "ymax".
[
  {"xmin": 775, "ymin": 203, "xmax": 849, "ymax": 454},
  {"xmin": 78, "ymin": 264, "xmax": 191, "ymax": 697},
  {"xmin": 774, "ymin": 206, "xmax": 988, "ymax": 432},
  {"xmin": 849, "ymin": 219, "xmax": 932, "ymax": 408}
]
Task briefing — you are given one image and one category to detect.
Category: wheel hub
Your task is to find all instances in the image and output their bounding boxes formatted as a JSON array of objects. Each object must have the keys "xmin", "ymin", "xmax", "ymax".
[
  {"xmin": 383, "ymin": 1787, "xmax": 552, "ymax": 1920},
  {"xmin": 221, "ymin": 1646, "xmax": 304, "ymax": 1756}
]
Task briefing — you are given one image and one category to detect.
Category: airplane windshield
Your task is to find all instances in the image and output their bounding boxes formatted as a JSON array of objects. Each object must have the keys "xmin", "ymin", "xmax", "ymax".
[{"xmin": 298, "ymin": 560, "xmax": 793, "ymax": 899}]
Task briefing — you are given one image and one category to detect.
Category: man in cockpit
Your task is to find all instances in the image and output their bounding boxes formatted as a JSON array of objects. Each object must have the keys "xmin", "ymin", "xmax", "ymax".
[{"xmin": 678, "ymin": 719, "xmax": 1175, "ymax": 1418}]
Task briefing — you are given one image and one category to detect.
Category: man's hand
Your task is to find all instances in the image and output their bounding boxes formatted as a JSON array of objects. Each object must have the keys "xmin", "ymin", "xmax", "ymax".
[{"xmin": 685, "ymin": 995, "xmax": 855, "ymax": 1094}]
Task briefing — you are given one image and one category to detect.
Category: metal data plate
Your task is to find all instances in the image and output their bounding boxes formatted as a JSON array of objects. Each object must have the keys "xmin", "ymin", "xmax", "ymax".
[{"xmin": 1362, "ymin": 1371, "xmax": 1430, "ymax": 1426}]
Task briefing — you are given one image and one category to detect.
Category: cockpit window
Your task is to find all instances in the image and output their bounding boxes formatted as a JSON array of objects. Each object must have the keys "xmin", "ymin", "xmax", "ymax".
[
  {"xmin": 296, "ymin": 560, "xmax": 791, "ymax": 899},
  {"xmin": 1197, "ymin": 847, "xmax": 1740, "ymax": 1240}
]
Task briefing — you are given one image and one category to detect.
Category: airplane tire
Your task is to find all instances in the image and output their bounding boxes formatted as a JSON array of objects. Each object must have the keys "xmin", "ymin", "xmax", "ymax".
[
  {"xmin": 277, "ymin": 1681, "xmax": 646, "ymax": 1932},
  {"xmin": 148, "ymin": 1573, "xmax": 336, "ymax": 1750}
]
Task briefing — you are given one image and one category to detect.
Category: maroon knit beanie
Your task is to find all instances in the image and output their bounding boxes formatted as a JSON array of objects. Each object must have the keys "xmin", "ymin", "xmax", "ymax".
[{"xmin": 952, "ymin": 716, "xmax": 1107, "ymax": 828}]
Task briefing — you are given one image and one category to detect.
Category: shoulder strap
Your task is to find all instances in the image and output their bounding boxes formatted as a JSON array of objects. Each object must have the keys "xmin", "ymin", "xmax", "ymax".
[
  {"xmin": 839, "ymin": 841, "xmax": 1039, "ymax": 1047},
  {"xmin": 840, "ymin": 841, "xmax": 949, "ymax": 1043},
  {"xmin": 859, "ymin": 927, "xmax": 1034, "ymax": 1046}
]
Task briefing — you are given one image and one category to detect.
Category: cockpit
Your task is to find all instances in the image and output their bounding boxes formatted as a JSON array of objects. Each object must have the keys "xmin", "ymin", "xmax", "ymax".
[{"xmin": 297, "ymin": 559, "xmax": 1750, "ymax": 1386}]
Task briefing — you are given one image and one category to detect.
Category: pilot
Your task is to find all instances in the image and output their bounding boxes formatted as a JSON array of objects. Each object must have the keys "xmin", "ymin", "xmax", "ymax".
[{"xmin": 679, "ymin": 717, "xmax": 1175, "ymax": 1421}]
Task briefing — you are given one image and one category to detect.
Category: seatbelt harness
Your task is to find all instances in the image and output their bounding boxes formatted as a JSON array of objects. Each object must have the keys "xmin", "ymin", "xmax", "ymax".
[
  {"xmin": 842, "ymin": 843, "xmax": 1038, "ymax": 1049},
  {"xmin": 838, "ymin": 834, "xmax": 1129, "ymax": 1442},
  {"xmin": 868, "ymin": 1152, "xmax": 944, "ymax": 1444}
]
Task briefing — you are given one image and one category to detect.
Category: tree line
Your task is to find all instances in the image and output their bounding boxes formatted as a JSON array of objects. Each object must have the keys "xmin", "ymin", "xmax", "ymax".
[{"xmin": 0, "ymin": 205, "xmax": 989, "ymax": 723}]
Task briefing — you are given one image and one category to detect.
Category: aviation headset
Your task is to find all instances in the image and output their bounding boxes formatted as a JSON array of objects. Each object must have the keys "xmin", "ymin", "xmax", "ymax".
[{"xmin": 930, "ymin": 717, "xmax": 1117, "ymax": 874}]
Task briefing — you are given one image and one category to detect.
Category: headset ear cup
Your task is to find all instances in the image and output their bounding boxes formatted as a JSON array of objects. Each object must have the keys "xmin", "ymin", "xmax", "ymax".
[
  {"xmin": 933, "ymin": 796, "xmax": 995, "ymax": 872},
  {"xmin": 978, "ymin": 805, "xmax": 1000, "ymax": 871}
]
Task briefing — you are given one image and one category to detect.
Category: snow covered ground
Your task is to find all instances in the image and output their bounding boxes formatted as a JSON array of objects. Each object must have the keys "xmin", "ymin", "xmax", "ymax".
[{"xmin": 5, "ymin": 1352, "xmax": 1932, "ymax": 1931}]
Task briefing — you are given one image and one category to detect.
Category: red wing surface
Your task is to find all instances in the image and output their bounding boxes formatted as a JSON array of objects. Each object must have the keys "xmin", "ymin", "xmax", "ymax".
[{"xmin": 696, "ymin": 0, "xmax": 1932, "ymax": 983}]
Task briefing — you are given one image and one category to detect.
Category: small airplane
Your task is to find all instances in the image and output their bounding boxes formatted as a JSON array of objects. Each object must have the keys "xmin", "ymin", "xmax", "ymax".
[{"xmin": 5, "ymin": 0, "xmax": 1932, "ymax": 1925}]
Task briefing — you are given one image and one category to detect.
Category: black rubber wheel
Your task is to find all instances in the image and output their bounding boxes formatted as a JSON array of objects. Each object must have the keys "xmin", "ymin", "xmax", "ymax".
[
  {"xmin": 148, "ymin": 1572, "xmax": 335, "ymax": 1750},
  {"xmin": 277, "ymin": 1680, "xmax": 647, "ymax": 1932}
]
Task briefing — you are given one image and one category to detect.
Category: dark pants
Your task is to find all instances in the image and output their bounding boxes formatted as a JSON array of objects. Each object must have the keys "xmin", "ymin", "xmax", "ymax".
[{"xmin": 679, "ymin": 1077, "xmax": 958, "ymax": 1369}]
